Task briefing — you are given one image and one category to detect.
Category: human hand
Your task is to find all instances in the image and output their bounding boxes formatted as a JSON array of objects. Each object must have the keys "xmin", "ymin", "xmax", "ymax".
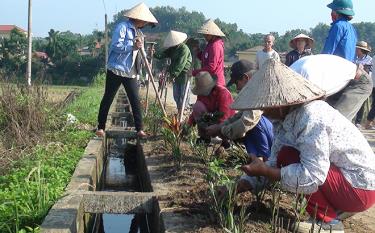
[
  {"xmin": 134, "ymin": 37, "xmax": 144, "ymax": 50},
  {"xmin": 241, "ymin": 155, "xmax": 268, "ymax": 177}
]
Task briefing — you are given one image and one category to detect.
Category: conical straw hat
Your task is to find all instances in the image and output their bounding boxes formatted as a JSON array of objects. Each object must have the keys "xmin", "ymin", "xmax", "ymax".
[
  {"xmin": 289, "ymin": 34, "xmax": 314, "ymax": 49},
  {"xmin": 231, "ymin": 59, "xmax": 325, "ymax": 110},
  {"xmin": 163, "ymin": 30, "xmax": 188, "ymax": 48},
  {"xmin": 197, "ymin": 19, "xmax": 225, "ymax": 37},
  {"xmin": 123, "ymin": 3, "xmax": 158, "ymax": 24}
]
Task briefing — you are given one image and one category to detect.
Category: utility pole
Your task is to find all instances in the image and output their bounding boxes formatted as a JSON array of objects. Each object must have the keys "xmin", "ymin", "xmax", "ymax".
[
  {"xmin": 104, "ymin": 14, "xmax": 108, "ymax": 70},
  {"xmin": 26, "ymin": 0, "xmax": 32, "ymax": 86}
]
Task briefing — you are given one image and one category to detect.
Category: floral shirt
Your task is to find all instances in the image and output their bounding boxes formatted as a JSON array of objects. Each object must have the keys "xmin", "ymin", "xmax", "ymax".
[{"xmin": 268, "ymin": 100, "xmax": 375, "ymax": 194}]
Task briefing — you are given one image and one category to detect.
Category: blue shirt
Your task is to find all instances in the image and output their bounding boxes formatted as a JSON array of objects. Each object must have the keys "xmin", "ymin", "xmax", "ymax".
[
  {"xmin": 243, "ymin": 116, "xmax": 274, "ymax": 158},
  {"xmin": 107, "ymin": 20, "xmax": 139, "ymax": 74},
  {"xmin": 322, "ymin": 18, "xmax": 357, "ymax": 62}
]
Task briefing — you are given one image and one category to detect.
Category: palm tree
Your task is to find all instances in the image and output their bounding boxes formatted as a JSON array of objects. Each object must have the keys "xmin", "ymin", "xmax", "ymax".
[{"xmin": 46, "ymin": 29, "xmax": 60, "ymax": 59}]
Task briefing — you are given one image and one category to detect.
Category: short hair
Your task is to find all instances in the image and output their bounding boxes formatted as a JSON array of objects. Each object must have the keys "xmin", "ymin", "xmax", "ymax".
[{"xmin": 264, "ymin": 34, "xmax": 275, "ymax": 42}]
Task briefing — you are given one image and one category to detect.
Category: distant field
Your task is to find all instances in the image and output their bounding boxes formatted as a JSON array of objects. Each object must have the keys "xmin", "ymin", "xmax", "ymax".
[
  {"xmin": 47, "ymin": 85, "xmax": 87, "ymax": 103},
  {"xmin": 0, "ymin": 83, "xmax": 86, "ymax": 103}
]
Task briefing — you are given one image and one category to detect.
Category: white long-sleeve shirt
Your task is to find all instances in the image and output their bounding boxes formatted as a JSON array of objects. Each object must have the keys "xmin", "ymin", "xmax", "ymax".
[{"xmin": 267, "ymin": 100, "xmax": 375, "ymax": 194}]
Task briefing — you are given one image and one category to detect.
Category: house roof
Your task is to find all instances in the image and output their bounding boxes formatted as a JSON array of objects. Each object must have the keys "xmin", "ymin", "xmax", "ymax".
[
  {"xmin": 33, "ymin": 51, "xmax": 48, "ymax": 59},
  {"xmin": 0, "ymin": 25, "xmax": 26, "ymax": 33}
]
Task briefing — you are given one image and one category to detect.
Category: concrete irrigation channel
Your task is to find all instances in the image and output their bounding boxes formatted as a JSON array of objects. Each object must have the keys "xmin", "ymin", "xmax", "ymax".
[{"xmin": 40, "ymin": 89, "xmax": 163, "ymax": 233}]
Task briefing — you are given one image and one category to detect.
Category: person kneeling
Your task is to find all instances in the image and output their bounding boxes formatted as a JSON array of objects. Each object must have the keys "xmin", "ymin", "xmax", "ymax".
[
  {"xmin": 232, "ymin": 59, "xmax": 375, "ymax": 233},
  {"xmin": 205, "ymin": 60, "xmax": 273, "ymax": 160},
  {"xmin": 187, "ymin": 71, "xmax": 235, "ymax": 145}
]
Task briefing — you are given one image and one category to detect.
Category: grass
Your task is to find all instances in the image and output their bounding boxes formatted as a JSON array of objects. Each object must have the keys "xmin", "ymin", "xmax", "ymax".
[
  {"xmin": 47, "ymin": 85, "xmax": 86, "ymax": 104},
  {"xmin": 0, "ymin": 83, "xmax": 104, "ymax": 233}
]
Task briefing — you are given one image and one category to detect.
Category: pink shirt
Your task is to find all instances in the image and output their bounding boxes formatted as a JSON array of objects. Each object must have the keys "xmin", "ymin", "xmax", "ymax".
[{"xmin": 193, "ymin": 38, "xmax": 226, "ymax": 86}]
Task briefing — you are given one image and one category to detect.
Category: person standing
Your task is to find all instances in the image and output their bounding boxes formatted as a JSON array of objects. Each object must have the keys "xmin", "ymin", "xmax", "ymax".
[
  {"xmin": 367, "ymin": 55, "xmax": 375, "ymax": 128},
  {"xmin": 96, "ymin": 3, "xmax": 158, "ymax": 138},
  {"xmin": 256, "ymin": 34, "xmax": 280, "ymax": 70},
  {"xmin": 154, "ymin": 30, "xmax": 192, "ymax": 113},
  {"xmin": 192, "ymin": 19, "xmax": 226, "ymax": 86},
  {"xmin": 322, "ymin": 0, "xmax": 357, "ymax": 62},
  {"xmin": 285, "ymin": 34, "xmax": 314, "ymax": 66},
  {"xmin": 354, "ymin": 41, "xmax": 373, "ymax": 127}
]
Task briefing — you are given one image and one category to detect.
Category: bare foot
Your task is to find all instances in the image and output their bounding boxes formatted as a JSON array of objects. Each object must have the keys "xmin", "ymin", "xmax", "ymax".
[{"xmin": 96, "ymin": 129, "xmax": 105, "ymax": 137}]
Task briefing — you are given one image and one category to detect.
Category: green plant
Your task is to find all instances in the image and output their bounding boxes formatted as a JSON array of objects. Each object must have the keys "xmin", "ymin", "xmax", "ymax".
[
  {"xmin": 161, "ymin": 115, "xmax": 183, "ymax": 167},
  {"xmin": 226, "ymin": 143, "xmax": 249, "ymax": 167},
  {"xmin": 208, "ymin": 180, "xmax": 249, "ymax": 233},
  {"xmin": 187, "ymin": 127, "xmax": 215, "ymax": 163},
  {"xmin": 0, "ymin": 84, "xmax": 100, "ymax": 232},
  {"xmin": 206, "ymin": 159, "xmax": 248, "ymax": 233},
  {"xmin": 144, "ymin": 102, "xmax": 164, "ymax": 136},
  {"xmin": 91, "ymin": 71, "xmax": 106, "ymax": 87}
]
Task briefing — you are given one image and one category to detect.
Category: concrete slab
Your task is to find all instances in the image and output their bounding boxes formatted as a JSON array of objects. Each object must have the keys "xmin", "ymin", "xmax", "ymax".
[
  {"xmin": 81, "ymin": 191, "xmax": 156, "ymax": 214},
  {"xmin": 105, "ymin": 128, "xmax": 137, "ymax": 138}
]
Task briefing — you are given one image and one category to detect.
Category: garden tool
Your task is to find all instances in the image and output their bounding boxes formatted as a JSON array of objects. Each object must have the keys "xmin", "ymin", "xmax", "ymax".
[
  {"xmin": 139, "ymin": 41, "xmax": 167, "ymax": 118},
  {"xmin": 144, "ymin": 41, "xmax": 157, "ymax": 116}
]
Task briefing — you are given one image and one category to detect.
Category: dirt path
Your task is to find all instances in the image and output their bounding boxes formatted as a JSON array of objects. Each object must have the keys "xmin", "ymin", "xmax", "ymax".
[
  {"xmin": 139, "ymin": 80, "xmax": 196, "ymax": 118},
  {"xmin": 347, "ymin": 130, "xmax": 375, "ymax": 232}
]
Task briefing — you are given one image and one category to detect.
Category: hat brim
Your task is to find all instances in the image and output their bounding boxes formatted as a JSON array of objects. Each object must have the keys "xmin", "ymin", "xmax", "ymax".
[
  {"xmin": 289, "ymin": 38, "xmax": 314, "ymax": 49},
  {"xmin": 192, "ymin": 81, "xmax": 215, "ymax": 96},
  {"xmin": 356, "ymin": 46, "xmax": 371, "ymax": 52},
  {"xmin": 327, "ymin": 3, "xmax": 355, "ymax": 16}
]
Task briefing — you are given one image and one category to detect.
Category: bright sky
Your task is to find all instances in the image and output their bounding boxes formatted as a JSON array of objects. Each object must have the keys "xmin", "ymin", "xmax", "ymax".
[{"xmin": 1, "ymin": 0, "xmax": 374, "ymax": 37}]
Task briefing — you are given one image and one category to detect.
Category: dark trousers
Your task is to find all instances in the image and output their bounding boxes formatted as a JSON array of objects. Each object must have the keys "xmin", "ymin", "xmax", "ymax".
[
  {"xmin": 367, "ymin": 88, "xmax": 375, "ymax": 121},
  {"xmin": 97, "ymin": 70, "xmax": 143, "ymax": 131}
]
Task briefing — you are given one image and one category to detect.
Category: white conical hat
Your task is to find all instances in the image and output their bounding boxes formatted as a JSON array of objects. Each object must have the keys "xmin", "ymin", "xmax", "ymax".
[
  {"xmin": 123, "ymin": 3, "xmax": 158, "ymax": 24},
  {"xmin": 289, "ymin": 33, "xmax": 314, "ymax": 49},
  {"xmin": 197, "ymin": 19, "xmax": 225, "ymax": 37},
  {"xmin": 163, "ymin": 30, "xmax": 188, "ymax": 48},
  {"xmin": 231, "ymin": 59, "xmax": 325, "ymax": 110}
]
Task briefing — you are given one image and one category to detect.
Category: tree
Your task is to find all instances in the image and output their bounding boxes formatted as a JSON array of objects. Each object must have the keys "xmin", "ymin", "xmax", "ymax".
[
  {"xmin": 0, "ymin": 28, "xmax": 28, "ymax": 75},
  {"xmin": 46, "ymin": 29, "xmax": 60, "ymax": 59}
]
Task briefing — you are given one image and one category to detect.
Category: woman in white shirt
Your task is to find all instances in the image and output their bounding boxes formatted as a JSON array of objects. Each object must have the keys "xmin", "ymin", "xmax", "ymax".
[{"xmin": 232, "ymin": 58, "xmax": 375, "ymax": 233}]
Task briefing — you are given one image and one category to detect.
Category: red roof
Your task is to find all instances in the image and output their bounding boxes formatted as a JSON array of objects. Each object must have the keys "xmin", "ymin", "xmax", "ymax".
[
  {"xmin": 33, "ymin": 51, "xmax": 48, "ymax": 59},
  {"xmin": 0, "ymin": 25, "xmax": 26, "ymax": 33}
]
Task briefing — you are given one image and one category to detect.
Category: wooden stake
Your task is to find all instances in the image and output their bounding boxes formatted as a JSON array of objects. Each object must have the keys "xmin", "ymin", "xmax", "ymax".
[{"xmin": 139, "ymin": 46, "xmax": 167, "ymax": 118}]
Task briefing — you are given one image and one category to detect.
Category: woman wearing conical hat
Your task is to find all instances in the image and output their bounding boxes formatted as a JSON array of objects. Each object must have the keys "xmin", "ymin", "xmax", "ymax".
[
  {"xmin": 96, "ymin": 3, "xmax": 158, "ymax": 138},
  {"xmin": 233, "ymin": 59, "xmax": 375, "ymax": 233},
  {"xmin": 192, "ymin": 19, "xmax": 226, "ymax": 86},
  {"xmin": 153, "ymin": 30, "xmax": 192, "ymax": 112},
  {"xmin": 285, "ymin": 33, "xmax": 314, "ymax": 66}
]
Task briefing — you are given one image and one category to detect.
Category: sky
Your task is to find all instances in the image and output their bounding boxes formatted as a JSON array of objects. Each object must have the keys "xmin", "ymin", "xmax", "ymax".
[{"xmin": 1, "ymin": 0, "xmax": 374, "ymax": 37}]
